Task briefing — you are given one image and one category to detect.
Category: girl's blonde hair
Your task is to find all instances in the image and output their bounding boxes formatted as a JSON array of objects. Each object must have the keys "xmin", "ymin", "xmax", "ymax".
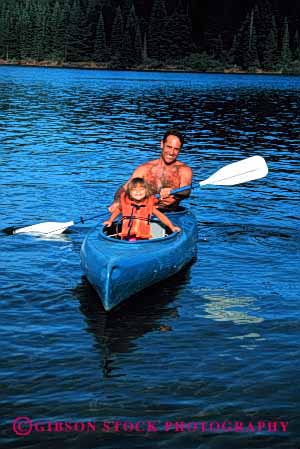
[{"xmin": 126, "ymin": 177, "xmax": 153, "ymax": 200}]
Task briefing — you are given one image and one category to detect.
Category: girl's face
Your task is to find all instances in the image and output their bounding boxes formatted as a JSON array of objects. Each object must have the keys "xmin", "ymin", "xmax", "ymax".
[{"xmin": 130, "ymin": 184, "xmax": 147, "ymax": 202}]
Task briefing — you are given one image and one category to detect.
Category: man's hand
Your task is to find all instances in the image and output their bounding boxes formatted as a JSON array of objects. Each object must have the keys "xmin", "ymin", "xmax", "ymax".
[
  {"xmin": 159, "ymin": 187, "xmax": 173, "ymax": 199},
  {"xmin": 108, "ymin": 202, "xmax": 120, "ymax": 213}
]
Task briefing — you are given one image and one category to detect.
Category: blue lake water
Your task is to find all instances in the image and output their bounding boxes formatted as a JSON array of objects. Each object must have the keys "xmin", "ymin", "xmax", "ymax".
[{"xmin": 0, "ymin": 66, "xmax": 299, "ymax": 449}]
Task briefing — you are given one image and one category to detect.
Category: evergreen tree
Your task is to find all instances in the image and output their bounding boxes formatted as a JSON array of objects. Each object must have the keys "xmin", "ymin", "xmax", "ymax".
[
  {"xmin": 120, "ymin": 5, "xmax": 138, "ymax": 67},
  {"xmin": 215, "ymin": 34, "xmax": 224, "ymax": 60},
  {"xmin": 137, "ymin": 16, "xmax": 148, "ymax": 42},
  {"xmin": 121, "ymin": 22, "xmax": 135, "ymax": 66},
  {"xmin": 19, "ymin": 5, "xmax": 34, "ymax": 59},
  {"xmin": 293, "ymin": 30, "xmax": 300, "ymax": 60},
  {"xmin": 254, "ymin": 0, "xmax": 274, "ymax": 64},
  {"xmin": 81, "ymin": 3, "xmax": 94, "ymax": 60},
  {"xmin": 148, "ymin": 0, "xmax": 167, "ymax": 61},
  {"xmin": 228, "ymin": 32, "xmax": 242, "ymax": 66},
  {"xmin": 142, "ymin": 32, "xmax": 148, "ymax": 61},
  {"xmin": 51, "ymin": 1, "xmax": 66, "ymax": 60},
  {"xmin": 227, "ymin": 34, "xmax": 238, "ymax": 65},
  {"xmin": 86, "ymin": 0, "xmax": 99, "ymax": 56},
  {"xmin": 62, "ymin": 0, "xmax": 71, "ymax": 61},
  {"xmin": 270, "ymin": 15, "xmax": 279, "ymax": 65},
  {"xmin": 66, "ymin": 0, "xmax": 91, "ymax": 61},
  {"xmin": 280, "ymin": 17, "xmax": 292, "ymax": 68},
  {"xmin": 134, "ymin": 21, "xmax": 143, "ymax": 64},
  {"xmin": 126, "ymin": 3, "xmax": 138, "ymax": 39},
  {"xmin": 94, "ymin": 10, "xmax": 107, "ymax": 62},
  {"xmin": 31, "ymin": 2, "xmax": 46, "ymax": 60},
  {"xmin": 121, "ymin": 0, "xmax": 133, "ymax": 26},
  {"xmin": 111, "ymin": 5, "xmax": 123, "ymax": 57},
  {"xmin": 10, "ymin": 2, "xmax": 21, "ymax": 59},
  {"xmin": 65, "ymin": 0, "xmax": 80, "ymax": 62},
  {"xmin": 0, "ymin": 3, "xmax": 6, "ymax": 58},
  {"xmin": 262, "ymin": 27, "xmax": 277, "ymax": 69},
  {"xmin": 261, "ymin": 15, "xmax": 278, "ymax": 69},
  {"xmin": 203, "ymin": 15, "xmax": 222, "ymax": 56},
  {"xmin": 236, "ymin": 9, "xmax": 259, "ymax": 69},
  {"xmin": 0, "ymin": 3, "xmax": 10, "ymax": 59},
  {"xmin": 229, "ymin": 2, "xmax": 279, "ymax": 70},
  {"xmin": 247, "ymin": 9, "xmax": 259, "ymax": 68},
  {"xmin": 44, "ymin": 3, "xmax": 54, "ymax": 59},
  {"xmin": 165, "ymin": 1, "xmax": 193, "ymax": 60}
]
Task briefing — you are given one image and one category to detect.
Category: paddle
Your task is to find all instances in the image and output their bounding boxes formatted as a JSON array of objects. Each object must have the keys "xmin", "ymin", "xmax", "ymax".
[
  {"xmin": 13, "ymin": 155, "xmax": 268, "ymax": 235},
  {"xmin": 13, "ymin": 213, "xmax": 106, "ymax": 236},
  {"xmin": 169, "ymin": 155, "xmax": 268, "ymax": 194}
]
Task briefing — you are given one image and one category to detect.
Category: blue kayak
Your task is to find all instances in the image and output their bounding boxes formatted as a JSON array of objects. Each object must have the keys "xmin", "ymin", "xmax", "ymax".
[{"xmin": 80, "ymin": 207, "xmax": 198, "ymax": 311}]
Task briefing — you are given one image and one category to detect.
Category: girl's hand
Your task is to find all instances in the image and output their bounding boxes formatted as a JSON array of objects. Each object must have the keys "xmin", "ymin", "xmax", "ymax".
[
  {"xmin": 171, "ymin": 226, "xmax": 181, "ymax": 233},
  {"xmin": 103, "ymin": 220, "xmax": 112, "ymax": 227}
]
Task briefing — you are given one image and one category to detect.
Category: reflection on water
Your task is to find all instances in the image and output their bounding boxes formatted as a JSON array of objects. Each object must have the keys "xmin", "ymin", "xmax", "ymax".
[
  {"xmin": 75, "ymin": 266, "xmax": 192, "ymax": 378},
  {"xmin": 227, "ymin": 333, "xmax": 266, "ymax": 352},
  {"xmin": 25, "ymin": 232, "xmax": 73, "ymax": 242},
  {"xmin": 200, "ymin": 290, "xmax": 264, "ymax": 325}
]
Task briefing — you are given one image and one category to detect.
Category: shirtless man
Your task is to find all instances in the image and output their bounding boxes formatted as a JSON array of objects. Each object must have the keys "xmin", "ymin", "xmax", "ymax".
[{"xmin": 109, "ymin": 129, "xmax": 192, "ymax": 212}]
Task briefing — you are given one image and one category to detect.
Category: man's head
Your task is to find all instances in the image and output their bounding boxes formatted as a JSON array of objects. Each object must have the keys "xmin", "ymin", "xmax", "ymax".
[
  {"xmin": 161, "ymin": 129, "xmax": 184, "ymax": 165},
  {"xmin": 162, "ymin": 129, "xmax": 184, "ymax": 146}
]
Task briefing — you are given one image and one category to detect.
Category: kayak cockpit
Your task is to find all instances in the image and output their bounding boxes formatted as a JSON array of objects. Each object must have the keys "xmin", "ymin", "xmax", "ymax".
[{"xmin": 103, "ymin": 219, "xmax": 172, "ymax": 240}]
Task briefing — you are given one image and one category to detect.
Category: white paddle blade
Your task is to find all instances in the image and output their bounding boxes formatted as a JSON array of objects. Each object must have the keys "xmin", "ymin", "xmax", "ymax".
[
  {"xmin": 13, "ymin": 221, "xmax": 74, "ymax": 235},
  {"xmin": 199, "ymin": 156, "xmax": 268, "ymax": 186}
]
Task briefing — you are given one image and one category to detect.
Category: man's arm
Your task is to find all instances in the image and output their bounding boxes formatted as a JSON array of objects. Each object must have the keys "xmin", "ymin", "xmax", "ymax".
[
  {"xmin": 176, "ymin": 165, "xmax": 193, "ymax": 199},
  {"xmin": 159, "ymin": 165, "xmax": 192, "ymax": 202}
]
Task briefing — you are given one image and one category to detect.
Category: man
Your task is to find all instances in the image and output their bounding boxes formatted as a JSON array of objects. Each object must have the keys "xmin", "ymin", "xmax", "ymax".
[{"xmin": 109, "ymin": 129, "xmax": 192, "ymax": 212}]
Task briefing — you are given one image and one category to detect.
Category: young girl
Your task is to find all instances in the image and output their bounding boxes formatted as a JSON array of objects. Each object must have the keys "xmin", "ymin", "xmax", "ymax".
[{"xmin": 103, "ymin": 177, "xmax": 181, "ymax": 240}]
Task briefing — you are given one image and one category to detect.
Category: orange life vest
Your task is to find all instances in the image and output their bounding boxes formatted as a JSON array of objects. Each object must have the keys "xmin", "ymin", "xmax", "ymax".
[{"xmin": 120, "ymin": 192, "xmax": 157, "ymax": 240}]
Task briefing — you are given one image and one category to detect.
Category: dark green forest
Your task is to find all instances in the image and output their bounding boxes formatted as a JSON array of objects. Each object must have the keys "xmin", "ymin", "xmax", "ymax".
[{"xmin": 1, "ymin": 0, "xmax": 300, "ymax": 73}]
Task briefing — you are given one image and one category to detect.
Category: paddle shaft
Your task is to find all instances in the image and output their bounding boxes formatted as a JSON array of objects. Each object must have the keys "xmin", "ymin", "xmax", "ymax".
[
  {"xmin": 13, "ymin": 156, "xmax": 268, "ymax": 235},
  {"xmin": 170, "ymin": 185, "xmax": 192, "ymax": 195},
  {"xmin": 73, "ymin": 213, "xmax": 106, "ymax": 225}
]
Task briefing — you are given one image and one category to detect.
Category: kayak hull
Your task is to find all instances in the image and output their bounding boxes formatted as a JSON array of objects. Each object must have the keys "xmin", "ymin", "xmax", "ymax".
[{"xmin": 80, "ymin": 208, "xmax": 198, "ymax": 311}]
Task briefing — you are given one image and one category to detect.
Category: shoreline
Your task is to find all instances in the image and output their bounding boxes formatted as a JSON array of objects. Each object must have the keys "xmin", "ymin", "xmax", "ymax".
[{"xmin": 0, "ymin": 58, "xmax": 294, "ymax": 76}]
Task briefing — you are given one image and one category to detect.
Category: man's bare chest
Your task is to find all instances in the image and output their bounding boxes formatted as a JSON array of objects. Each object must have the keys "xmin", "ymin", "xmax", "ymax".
[{"xmin": 144, "ymin": 165, "xmax": 180, "ymax": 190}]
